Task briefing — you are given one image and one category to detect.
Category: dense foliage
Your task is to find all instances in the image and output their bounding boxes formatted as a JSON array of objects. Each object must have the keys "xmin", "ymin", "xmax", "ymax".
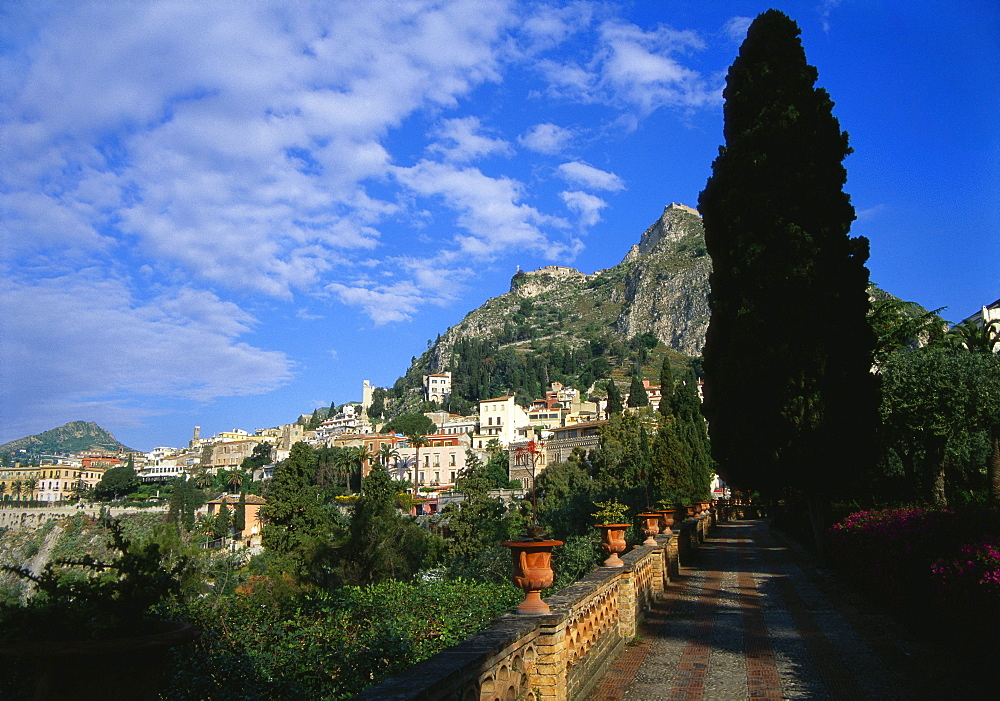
[
  {"xmin": 698, "ymin": 11, "xmax": 876, "ymax": 524},
  {"xmin": 162, "ymin": 579, "xmax": 520, "ymax": 700}
]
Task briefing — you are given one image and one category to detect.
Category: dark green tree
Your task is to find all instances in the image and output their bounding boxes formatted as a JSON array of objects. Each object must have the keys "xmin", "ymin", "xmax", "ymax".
[
  {"xmin": 626, "ymin": 374, "xmax": 649, "ymax": 408},
  {"xmin": 672, "ymin": 369, "xmax": 713, "ymax": 500},
  {"xmin": 442, "ymin": 451, "xmax": 508, "ymax": 559},
  {"xmin": 334, "ymin": 462, "xmax": 441, "ymax": 585},
  {"xmin": 213, "ymin": 502, "xmax": 231, "ymax": 541},
  {"xmin": 605, "ymin": 380, "xmax": 623, "ymax": 417},
  {"xmin": 868, "ymin": 292, "xmax": 946, "ymax": 364},
  {"xmin": 880, "ymin": 348, "xmax": 1000, "ymax": 506},
  {"xmin": 657, "ymin": 356, "xmax": 674, "ymax": 417},
  {"xmin": 230, "ymin": 492, "xmax": 245, "ymax": 538},
  {"xmin": 94, "ymin": 464, "xmax": 140, "ymax": 501},
  {"xmin": 698, "ymin": 10, "xmax": 876, "ymax": 542},
  {"xmin": 382, "ymin": 412, "xmax": 436, "ymax": 437},
  {"xmin": 260, "ymin": 442, "xmax": 324, "ymax": 564},
  {"xmin": 240, "ymin": 442, "xmax": 273, "ymax": 473}
]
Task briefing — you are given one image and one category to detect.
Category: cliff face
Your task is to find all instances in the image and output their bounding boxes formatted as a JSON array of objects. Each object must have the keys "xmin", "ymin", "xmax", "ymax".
[
  {"xmin": 613, "ymin": 204, "xmax": 711, "ymax": 356},
  {"xmin": 422, "ymin": 203, "xmax": 711, "ymax": 370}
]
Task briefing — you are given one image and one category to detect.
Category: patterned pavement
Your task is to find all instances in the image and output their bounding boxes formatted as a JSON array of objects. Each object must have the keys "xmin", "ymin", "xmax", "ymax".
[{"xmin": 586, "ymin": 519, "xmax": 988, "ymax": 701}]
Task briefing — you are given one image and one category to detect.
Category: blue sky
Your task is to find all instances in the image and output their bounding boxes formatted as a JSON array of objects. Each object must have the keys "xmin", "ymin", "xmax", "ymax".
[{"xmin": 1, "ymin": 1, "xmax": 997, "ymax": 451}]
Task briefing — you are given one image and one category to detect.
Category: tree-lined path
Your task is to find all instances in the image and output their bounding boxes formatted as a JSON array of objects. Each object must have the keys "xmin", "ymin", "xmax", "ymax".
[{"xmin": 587, "ymin": 520, "xmax": 986, "ymax": 700}]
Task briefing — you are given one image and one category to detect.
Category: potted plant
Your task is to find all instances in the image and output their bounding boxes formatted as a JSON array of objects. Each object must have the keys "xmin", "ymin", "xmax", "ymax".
[
  {"xmin": 503, "ymin": 439, "xmax": 561, "ymax": 615},
  {"xmin": 655, "ymin": 498, "xmax": 677, "ymax": 534},
  {"xmin": 0, "ymin": 516, "xmax": 199, "ymax": 700},
  {"xmin": 636, "ymin": 510, "xmax": 661, "ymax": 546},
  {"xmin": 593, "ymin": 499, "xmax": 630, "ymax": 567}
]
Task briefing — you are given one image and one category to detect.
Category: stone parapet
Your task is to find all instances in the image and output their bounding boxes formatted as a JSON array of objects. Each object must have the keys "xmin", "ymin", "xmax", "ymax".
[{"xmin": 353, "ymin": 533, "xmax": 682, "ymax": 701}]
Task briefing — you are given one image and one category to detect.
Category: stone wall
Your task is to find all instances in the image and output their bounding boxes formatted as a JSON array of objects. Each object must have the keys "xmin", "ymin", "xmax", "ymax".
[
  {"xmin": 354, "ymin": 518, "xmax": 710, "ymax": 701},
  {"xmin": 0, "ymin": 505, "xmax": 166, "ymax": 531}
]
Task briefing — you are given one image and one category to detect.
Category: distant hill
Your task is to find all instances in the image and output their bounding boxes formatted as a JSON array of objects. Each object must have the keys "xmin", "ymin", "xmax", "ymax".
[{"xmin": 0, "ymin": 421, "xmax": 133, "ymax": 456}]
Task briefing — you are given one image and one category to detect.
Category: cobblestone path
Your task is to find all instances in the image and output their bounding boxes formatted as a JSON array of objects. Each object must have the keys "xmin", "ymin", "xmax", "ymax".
[{"xmin": 586, "ymin": 519, "xmax": 987, "ymax": 701}]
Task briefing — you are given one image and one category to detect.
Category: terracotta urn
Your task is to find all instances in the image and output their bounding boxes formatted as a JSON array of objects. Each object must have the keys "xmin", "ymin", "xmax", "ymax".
[
  {"xmin": 637, "ymin": 513, "xmax": 661, "ymax": 546},
  {"xmin": 657, "ymin": 510, "xmax": 675, "ymax": 534},
  {"xmin": 595, "ymin": 524, "xmax": 630, "ymax": 567},
  {"xmin": 502, "ymin": 539, "xmax": 563, "ymax": 615},
  {"xmin": 685, "ymin": 504, "xmax": 697, "ymax": 518},
  {"xmin": 699, "ymin": 500, "xmax": 713, "ymax": 514}
]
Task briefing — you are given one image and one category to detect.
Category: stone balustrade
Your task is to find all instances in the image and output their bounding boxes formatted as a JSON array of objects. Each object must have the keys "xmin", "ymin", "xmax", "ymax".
[{"xmin": 354, "ymin": 514, "xmax": 714, "ymax": 701}]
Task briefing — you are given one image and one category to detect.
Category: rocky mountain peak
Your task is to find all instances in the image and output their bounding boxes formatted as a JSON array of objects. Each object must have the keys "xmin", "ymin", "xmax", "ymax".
[{"xmin": 621, "ymin": 203, "xmax": 701, "ymax": 264}]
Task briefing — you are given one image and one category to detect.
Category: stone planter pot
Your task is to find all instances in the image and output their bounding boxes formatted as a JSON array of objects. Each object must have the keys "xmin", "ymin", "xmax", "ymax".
[
  {"xmin": 698, "ymin": 501, "xmax": 713, "ymax": 514},
  {"xmin": 684, "ymin": 504, "xmax": 697, "ymax": 518},
  {"xmin": 657, "ymin": 510, "xmax": 676, "ymax": 534},
  {"xmin": 502, "ymin": 539, "xmax": 563, "ymax": 615},
  {"xmin": 0, "ymin": 621, "xmax": 200, "ymax": 701},
  {"xmin": 637, "ymin": 513, "xmax": 661, "ymax": 546},
  {"xmin": 595, "ymin": 524, "xmax": 630, "ymax": 567}
]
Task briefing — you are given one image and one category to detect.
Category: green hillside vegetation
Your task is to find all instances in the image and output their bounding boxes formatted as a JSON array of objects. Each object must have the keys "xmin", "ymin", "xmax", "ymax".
[{"xmin": 0, "ymin": 421, "xmax": 133, "ymax": 458}]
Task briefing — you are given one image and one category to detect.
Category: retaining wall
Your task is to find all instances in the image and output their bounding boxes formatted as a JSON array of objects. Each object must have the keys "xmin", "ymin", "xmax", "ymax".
[{"xmin": 355, "ymin": 515, "xmax": 711, "ymax": 701}]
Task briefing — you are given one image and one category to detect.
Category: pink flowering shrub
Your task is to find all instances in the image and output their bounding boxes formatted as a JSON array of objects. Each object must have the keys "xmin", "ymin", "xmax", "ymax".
[
  {"xmin": 930, "ymin": 537, "xmax": 1000, "ymax": 630},
  {"xmin": 829, "ymin": 507, "xmax": 1000, "ymax": 634},
  {"xmin": 828, "ymin": 507, "xmax": 958, "ymax": 606}
]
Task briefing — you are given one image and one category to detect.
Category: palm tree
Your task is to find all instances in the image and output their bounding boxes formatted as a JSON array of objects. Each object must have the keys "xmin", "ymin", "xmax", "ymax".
[
  {"xmin": 24, "ymin": 478, "xmax": 37, "ymax": 504},
  {"xmin": 378, "ymin": 443, "xmax": 400, "ymax": 470},
  {"xmin": 226, "ymin": 469, "xmax": 244, "ymax": 494},
  {"xmin": 947, "ymin": 319, "xmax": 1000, "ymax": 353},
  {"xmin": 11, "ymin": 480, "xmax": 23, "ymax": 503},
  {"xmin": 333, "ymin": 448, "xmax": 358, "ymax": 494},
  {"xmin": 408, "ymin": 434, "xmax": 429, "ymax": 495}
]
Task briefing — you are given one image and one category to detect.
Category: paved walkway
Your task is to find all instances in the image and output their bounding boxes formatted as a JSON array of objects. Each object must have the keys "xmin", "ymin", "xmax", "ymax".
[{"xmin": 586, "ymin": 519, "xmax": 988, "ymax": 700}]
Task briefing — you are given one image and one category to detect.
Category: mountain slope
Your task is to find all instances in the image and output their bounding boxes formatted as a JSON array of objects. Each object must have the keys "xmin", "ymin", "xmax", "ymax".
[
  {"xmin": 387, "ymin": 204, "xmax": 711, "ymax": 411},
  {"xmin": 0, "ymin": 421, "xmax": 133, "ymax": 456}
]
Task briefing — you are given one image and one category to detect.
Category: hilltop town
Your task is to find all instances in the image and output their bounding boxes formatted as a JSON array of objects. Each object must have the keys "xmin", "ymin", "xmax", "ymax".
[{"xmin": 0, "ymin": 372, "xmax": 700, "ymax": 514}]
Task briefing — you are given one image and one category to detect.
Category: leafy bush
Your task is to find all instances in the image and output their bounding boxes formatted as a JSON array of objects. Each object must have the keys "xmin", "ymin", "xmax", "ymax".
[{"xmin": 162, "ymin": 578, "xmax": 520, "ymax": 699}]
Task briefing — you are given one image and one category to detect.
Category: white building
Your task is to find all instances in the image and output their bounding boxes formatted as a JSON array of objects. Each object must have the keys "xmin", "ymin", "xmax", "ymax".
[
  {"xmin": 474, "ymin": 395, "xmax": 530, "ymax": 450},
  {"xmin": 424, "ymin": 372, "xmax": 453, "ymax": 405}
]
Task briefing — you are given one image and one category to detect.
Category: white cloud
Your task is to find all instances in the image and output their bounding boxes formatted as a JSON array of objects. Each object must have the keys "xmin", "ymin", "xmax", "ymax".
[
  {"xmin": 538, "ymin": 18, "xmax": 719, "ymax": 117},
  {"xmin": 393, "ymin": 160, "xmax": 574, "ymax": 259},
  {"xmin": 557, "ymin": 161, "xmax": 625, "ymax": 192},
  {"xmin": 513, "ymin": 1, "xmax": 595, "ymax": 55},
  {"xmin": 722, "ymin": 16, "xmax": 753, "ymax": 43},
  {"xmin": 856, "ymin": 204, "xmax": 889, "ymax": 222},
  {"xmin": 326, "ymin": 280, "xmax": 425, "ymax": 325},
  {"xmin": 1, "ymin": 0, "xmax": 516, "ymax": 298},
  {"xmin": 561, "ymin": 190, "xmax": 608, "ymax": 227},
  {"xmin": 428, "ymin": 116, "xmax": 513, "ymax": 162},
  {"xmin": 0, "ymin": 273, "xmax": 292, "ymax": 440},
  {"xmin": 818, "ymin": 1, "xmax": 844, "ymax": 32},
  {"xmin": 519, "ymin": 122, "xmax": 575, "ymax": 155}
]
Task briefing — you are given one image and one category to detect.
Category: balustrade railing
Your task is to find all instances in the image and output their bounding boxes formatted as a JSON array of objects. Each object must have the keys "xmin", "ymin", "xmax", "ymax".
[{"xmin": 353, "ymin": 511, "xmax": 716, "ymax": 701}]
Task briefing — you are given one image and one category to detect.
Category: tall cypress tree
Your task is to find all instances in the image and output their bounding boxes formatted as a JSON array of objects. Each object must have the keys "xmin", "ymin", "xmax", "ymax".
[
  {"xmin": 698, "ymin": 11, "xmax": 876, "ymax": 514},
  {"xmin": 657, "ymin": 356, "xmax": 674, "ymax": 417},
  {"xmin": 605, "ymin": 380, "xmax": 623, "ymax": 416},
  {"xmin": 627, "ymin": 374, "xmax": 649, "ymax": 408}
]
